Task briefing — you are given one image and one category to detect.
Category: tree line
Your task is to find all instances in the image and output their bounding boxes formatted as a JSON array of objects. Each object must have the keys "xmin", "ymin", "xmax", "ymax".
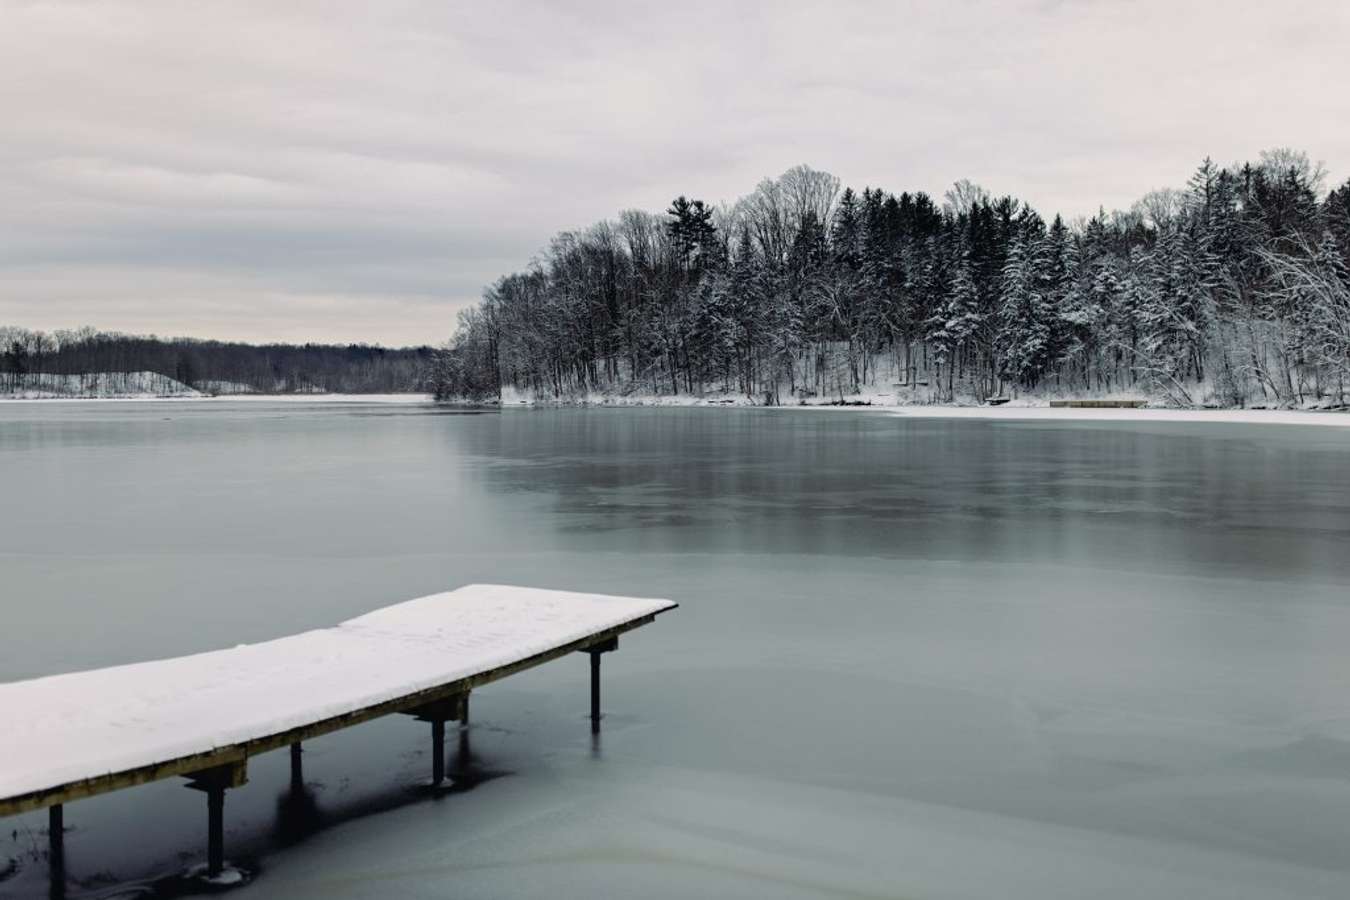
[
  {"xmin": 1, "ymin": 327, "xmax": 434, "ymax": 395},
  {"xmin": 430, "ymin": 150, "xmax": 1350, "ymax": 407}
]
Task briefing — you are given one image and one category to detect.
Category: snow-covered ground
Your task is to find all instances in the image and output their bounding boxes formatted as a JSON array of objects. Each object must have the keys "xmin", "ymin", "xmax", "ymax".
[
  {"xmin": 873, "ymin": 405, "xmax": 1350, "ymax": 428},
  {"xmin": 0, "ymin": 371, "xmax": 202, "ymax": 399},
  {"xmin": 0, "ymin": 388, "xmax": 432, "ymax": 403},
  {"xmin": 488, "ymin": 386, "xmax": 1350, "ymax": 427},
  {"xmin": 6, "ymin": 381, "xmax": 1345, "ymax": 428}
]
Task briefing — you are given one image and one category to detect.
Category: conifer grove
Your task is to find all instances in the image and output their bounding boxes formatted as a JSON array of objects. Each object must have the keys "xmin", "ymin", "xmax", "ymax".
[{"xmin": 431, "ymin": 150, "xmax": 1350, "ymax": 408}]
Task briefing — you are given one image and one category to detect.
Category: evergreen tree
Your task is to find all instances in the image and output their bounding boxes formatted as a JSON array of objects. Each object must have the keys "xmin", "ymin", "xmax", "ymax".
[
  {"xmin": 419, "ymin": 152, "xmax": 1350, "ymax": 409},
  {"xmin": 998, "ymin": 226, "xmax": 1053, "ymax": 389}
]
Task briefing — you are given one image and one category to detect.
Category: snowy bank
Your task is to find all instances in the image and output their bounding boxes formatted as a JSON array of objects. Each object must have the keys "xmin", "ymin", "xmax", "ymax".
[
  {"xmin": 0, "ymin": 389, "xmax": 433, "ymax": 404},
  {"xmin": 0, "ymin": 371, "xmax": 202, "ymax": 399},
  {"xmin": 871, "ymin": 405, "xmax": 1350, "ymax": 428},
  {"xmin": 462, "ymin": 388, "xmax": 1350, "ymax": 428}
]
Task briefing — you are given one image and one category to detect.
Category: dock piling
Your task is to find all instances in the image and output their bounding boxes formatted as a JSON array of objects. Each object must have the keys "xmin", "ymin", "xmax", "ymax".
[
  {"xmin": 47, "ymin": 803, "xmax": 64, "ymax": 898},
  {"xmin": 406, "ymin": 692, "xmax": 466, "ymax": 788},
  {"xmin": 206, "ymin": 783, "xmax": 225, "ymax": 877},
  {"xmin": 431, "ymin": 719, "xmax": 446, "ymax": 786},
  {"xmin": 589, "ymin": 651, "xmax": 601, "ymax": 733},
  {"xmin": 289, "ymin": 742, "xmax": 303, "ymax": 789},
  {"xmin": 183, "ymin": 759, "xmax": 247, "ymax": 881},
  {"xmin": 583, "ymin": 637, "xmax": 619, "ymax": 734}
]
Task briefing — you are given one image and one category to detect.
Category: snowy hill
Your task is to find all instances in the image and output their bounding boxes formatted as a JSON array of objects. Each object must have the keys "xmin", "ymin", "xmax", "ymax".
[{"xmin": 1, "ymin": 372, "xmax": 204, "ymax": 399}]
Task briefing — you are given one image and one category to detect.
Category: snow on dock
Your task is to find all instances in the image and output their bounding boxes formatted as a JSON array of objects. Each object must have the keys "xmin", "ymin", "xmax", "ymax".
[{"xmin": 0, "ymin": 584, "xmax": 676, "ymax": 815}]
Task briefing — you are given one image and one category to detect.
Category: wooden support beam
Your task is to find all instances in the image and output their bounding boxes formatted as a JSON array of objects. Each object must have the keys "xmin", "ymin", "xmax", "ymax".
[
  {"xmin": 586, "ymin": 636, "xmax": 619, "ymax": 654},
  {"xmin": 407, "ymin": 692, "xmax": 467, "ymax": 725},
  {"xmin": 182, "ymin": 760, "xmax": 248, "ymax": 792},
  {"xmin": 289, "ymin": 742, "xmax": 303, "ymax": 790}
]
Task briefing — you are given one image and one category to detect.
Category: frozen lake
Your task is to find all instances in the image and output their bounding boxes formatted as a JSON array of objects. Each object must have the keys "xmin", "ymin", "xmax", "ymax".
[{"xmin": 2, "ymin": 401, "xmax": 1350, "ymax": 899}]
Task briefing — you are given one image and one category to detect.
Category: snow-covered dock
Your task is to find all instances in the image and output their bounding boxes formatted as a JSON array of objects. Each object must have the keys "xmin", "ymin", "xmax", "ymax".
[{"xmin": 0, "ymin": 584, "xmax": 676, "ymax": 883}]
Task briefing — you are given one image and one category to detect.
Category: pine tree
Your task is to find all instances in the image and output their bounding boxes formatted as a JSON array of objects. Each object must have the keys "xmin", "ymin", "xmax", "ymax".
[
  {"xmin": 997, "ymin": 227, "xmax": 1053, "ymax": 389},
  {"xmin": 428, "ymin": 152, "xmax": 1349, "ymax": 409},
  {"xmin": 927, "ymin": 236, "xmax": 982, "ymax": 398}
]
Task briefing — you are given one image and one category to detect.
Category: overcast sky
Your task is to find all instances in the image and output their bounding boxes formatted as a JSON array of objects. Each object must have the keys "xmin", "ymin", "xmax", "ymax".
[{"xmin": 1, "ymin": 0, "xmax": 1347, "ymax": 346}]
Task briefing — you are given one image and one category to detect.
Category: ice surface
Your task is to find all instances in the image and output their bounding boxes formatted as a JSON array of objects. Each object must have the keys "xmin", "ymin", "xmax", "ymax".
[
  {"xmin": 0, "ymin": 585, "xmax": 674, "ymax": 802},
  {"xmin": 3, "ymin": 404, "xmax": 1347, "ymax": 899}
]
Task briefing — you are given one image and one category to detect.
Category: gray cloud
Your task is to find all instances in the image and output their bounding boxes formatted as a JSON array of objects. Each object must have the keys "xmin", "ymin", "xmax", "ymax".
[{"xmin": 1, "ymin": 0, "xmax": 1347, "ymax": 345}]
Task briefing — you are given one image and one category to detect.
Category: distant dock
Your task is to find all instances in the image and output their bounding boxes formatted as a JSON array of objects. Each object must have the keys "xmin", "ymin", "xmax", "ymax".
[{"xmin": 0, "ymin": 585, "xmax": 676, "ymax": 889}]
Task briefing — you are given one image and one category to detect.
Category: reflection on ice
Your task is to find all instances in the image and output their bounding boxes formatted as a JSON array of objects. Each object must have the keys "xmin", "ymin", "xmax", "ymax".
[{"xmin": 1, "ymin": 404, "xmax": 1349, "ymax": 898}]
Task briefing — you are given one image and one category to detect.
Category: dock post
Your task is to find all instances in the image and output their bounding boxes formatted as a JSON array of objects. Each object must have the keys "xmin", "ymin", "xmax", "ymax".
[
  {"xmin": 206, "ymin": 783, "xmax": 225, "ymax": 878},
  {"xmin": 183, "ymin": 758, "xmax": 247, "ymax": 881},
  {"xmin": 431, "ymin": 719, "xmax": 446, "ymax": 786},
  {"xmin": 48, "ymin": 803, "xmax": 64, "ymax": 897},
  {"xmin": 582, "ymin": 636, "xmax": 618, "ymax": 734},
  {"xmin": 406, "ymin": 693, "xmax": 466, "ymax": 788},
  {"xmin": 589, "ymin": 651, "xmax": 602, "ymax": 733},
  {"xmin": 289, "ymin": 742, "xmax": 304, "ymax": 789}
]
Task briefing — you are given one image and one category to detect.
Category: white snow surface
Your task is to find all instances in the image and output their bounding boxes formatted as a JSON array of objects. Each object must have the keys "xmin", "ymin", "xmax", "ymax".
[
  {"xmin": 879, "ymin": 405, "xmax": 1350, "ymax": 427},
  {"xmin": 0, "ymin": 584, "xmax": 674, "ymax": 802},
  {"xmin": 477, "ymin": 386, "xmax": 1350, "ymax": 426}
]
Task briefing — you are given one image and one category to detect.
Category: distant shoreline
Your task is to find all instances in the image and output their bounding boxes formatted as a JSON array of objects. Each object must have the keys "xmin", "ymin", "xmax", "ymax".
[
  {"xmin": 447, "ymin": 393, "xmax": 1350, "ymax": 428},
  {"xmin": 5, "ymin": 392, "xmax": 1349, "ymax": 429}
]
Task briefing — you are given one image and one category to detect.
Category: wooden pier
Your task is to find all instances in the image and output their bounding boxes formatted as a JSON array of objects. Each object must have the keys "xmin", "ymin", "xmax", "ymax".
[{"xmin": 0, "ymin": 585, "xmax": 676, "ymax": 888}]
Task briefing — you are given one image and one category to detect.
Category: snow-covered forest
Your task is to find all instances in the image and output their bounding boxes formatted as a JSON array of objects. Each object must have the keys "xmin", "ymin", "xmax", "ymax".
[
  {"xmin": 0, "ymin": 328, "xmax": 434, "ymax": 396},
  {"xmin": 431, "ymin": 150, "xmax": 1350, "ymax": 408}
]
